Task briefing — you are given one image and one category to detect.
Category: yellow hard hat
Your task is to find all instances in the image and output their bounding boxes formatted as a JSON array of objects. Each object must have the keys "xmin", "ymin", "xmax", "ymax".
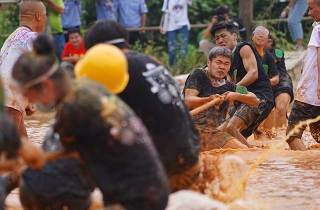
[{"xmin": 75, "ymin": 44, "xmax": 129, "ymax": 94}]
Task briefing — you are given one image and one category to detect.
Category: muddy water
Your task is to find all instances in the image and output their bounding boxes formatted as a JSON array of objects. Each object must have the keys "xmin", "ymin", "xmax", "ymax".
[{"xmin": 6, "ymin": 113, "xmax": 320, "ymax": 210}]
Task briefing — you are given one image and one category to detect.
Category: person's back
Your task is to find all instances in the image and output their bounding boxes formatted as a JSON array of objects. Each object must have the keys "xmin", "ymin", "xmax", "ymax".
[
  {"xmin": 83, "ymin": 20, "xmax": 200, "ymax": 190},
  {"xmin": 55, "ymin": 80, "xmax": 169, "ymax": 210},
  {"xmin": 0, "ymin": 0, "xmax": 46, "ymax": 137},
  {"xmin": 118, "ymin": 51, "xmax": 200, "ymax": 176}
]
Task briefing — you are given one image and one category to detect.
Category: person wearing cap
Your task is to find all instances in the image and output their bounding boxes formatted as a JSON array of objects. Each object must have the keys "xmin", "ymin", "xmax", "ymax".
[
  {"xmin": 183, "ymin": 46, "xmax": 260, "ymax": 150},
  {"xmin": 286, "ymin": 0, "xmax": 320, "ymax": 150},
  {"xmin": 266, "ymin": 35, "xmax": 294, "ymax": 129},
  {"xmin": 83, "ymin": 20, "xmax": 200, "ymax": 191},
  {"xmin": 12, "ymin": 33, "xmax": 169, "ymax": 210},
  {"xmin": 210, "ymin": 22, "xmax": 274, "ymax": 147},
  {"xmin": 0, "ymin": 0, "xmax": 46, "ymax": 137}
]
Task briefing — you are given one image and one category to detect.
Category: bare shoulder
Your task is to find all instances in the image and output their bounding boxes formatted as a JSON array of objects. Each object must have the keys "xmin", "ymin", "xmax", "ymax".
[{"xmin": 239, "ymin": 45, "xmax": 254, "ymax": 58}]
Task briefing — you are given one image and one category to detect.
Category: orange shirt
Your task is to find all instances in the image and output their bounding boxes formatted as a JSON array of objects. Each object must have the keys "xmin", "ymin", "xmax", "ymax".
[{"xmin": 61, "ymin": 40, "xmax": 86, "ymax": 64}]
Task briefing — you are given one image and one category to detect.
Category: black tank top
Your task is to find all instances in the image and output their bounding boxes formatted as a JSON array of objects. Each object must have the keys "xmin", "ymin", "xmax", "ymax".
[{"xmin": 230, "ymin": 42, "xmax": 274, "ymax": 103}]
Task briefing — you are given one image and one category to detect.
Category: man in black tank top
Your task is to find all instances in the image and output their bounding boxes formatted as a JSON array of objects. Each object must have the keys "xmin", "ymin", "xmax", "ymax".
[{"xmin": 210, "ymin": 22, "xmax": 274, "ymax": 147}]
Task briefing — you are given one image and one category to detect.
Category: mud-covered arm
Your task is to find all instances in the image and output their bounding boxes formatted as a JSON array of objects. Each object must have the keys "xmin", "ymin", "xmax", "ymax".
[
  {"xmin": 225, "ymin": 91, "xmax": 260, "ymax": 107},
  {"xmin": 184, "ymin": 89, "xmax": 212, "ymax": 110}
]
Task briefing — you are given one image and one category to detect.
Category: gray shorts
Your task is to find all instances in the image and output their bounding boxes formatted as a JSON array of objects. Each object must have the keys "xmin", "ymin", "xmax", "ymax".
[{"xmin": 231, "ymin": 101, "xmax": 274, "ymax": 137}]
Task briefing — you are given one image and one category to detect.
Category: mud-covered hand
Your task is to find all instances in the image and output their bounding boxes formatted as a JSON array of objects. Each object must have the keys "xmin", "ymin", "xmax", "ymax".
[
  {"xmin": 224, "ymin": 92, "xmax": 238, "ymax": 106},
  {"xmin": 210, "ymin": 94, "xmax": 225, "ymax": 109}
]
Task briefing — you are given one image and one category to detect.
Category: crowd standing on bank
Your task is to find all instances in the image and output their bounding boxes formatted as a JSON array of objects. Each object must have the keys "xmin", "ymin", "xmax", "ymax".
[{"xmin": 0, "ymin": 0, "xmax": 319, "ymax": 210}]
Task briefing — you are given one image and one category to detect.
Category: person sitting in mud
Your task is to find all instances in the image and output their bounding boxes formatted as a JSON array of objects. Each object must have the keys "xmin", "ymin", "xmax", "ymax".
[
  {"xmin": 12, "ymin": 34, "xmax": 169, "ymax": 210},
  {"xmin": 83, "ymin": 20, "xmax": 200, "ymax": 191},
  {"xmin": 183, "ymin": 46, "xmax": 260, "ymax": 150},
  {"xmin": 211, "ymin": 22, "xmax": 274, "ymax": 147},
  {"xmin": 266, "ymin": 35, "xmax": 294, "ymax": 128}
]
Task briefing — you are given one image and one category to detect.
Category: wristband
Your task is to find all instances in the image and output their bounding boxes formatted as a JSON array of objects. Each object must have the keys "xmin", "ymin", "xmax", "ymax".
[{"xmin": 236, "ymin": 85, "xmax": 248, "ymax": 94}]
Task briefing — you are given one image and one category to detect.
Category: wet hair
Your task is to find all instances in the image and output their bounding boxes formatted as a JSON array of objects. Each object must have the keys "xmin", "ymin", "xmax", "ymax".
[
  {"xmin": 210, "ymin": 21, "xmax": 239, "ymax": 37},
  {"xmin": 208, "ymin": 46, "xmax": 232, "ymax": 61},
  {"xmin": 67, "ymin": 28, "xmax": 81, "ymax": 37},
  {"xmin": 84, "ymin": 20, "xmax": 129, "ymax": 50},
  {"xmin": 12, "ymin": 34, "xmax": 66, "ymax": 91},
  {"xmin": 215, "ymin": 5, "xmax": 229, "ymax": 16}
]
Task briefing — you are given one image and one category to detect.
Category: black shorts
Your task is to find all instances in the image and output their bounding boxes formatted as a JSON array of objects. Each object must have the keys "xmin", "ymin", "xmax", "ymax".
[
  {"xmin": 273, "ymin": 74, "xmax": 294, "ymax": 102},
  {"xmin": 273, "ymin": 86, "xmax": 294, "ymax": 103},
  {"xmin": 232, "ymin": 101, "xmax": 274, "ymax": 138},
  {"xmin": 286, "ymin": 100, "xmax": 320, "ymax": 143}
]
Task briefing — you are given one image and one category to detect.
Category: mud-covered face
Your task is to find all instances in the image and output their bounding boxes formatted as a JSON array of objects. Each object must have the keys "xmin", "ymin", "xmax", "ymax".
[{"xmin": 208, "ymin": 55, "xmax": 231, "ymax": 80}]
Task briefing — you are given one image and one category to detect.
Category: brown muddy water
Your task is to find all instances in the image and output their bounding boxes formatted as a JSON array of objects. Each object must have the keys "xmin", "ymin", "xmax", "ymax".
[{"xmin": 5, "ymin": 113, "xmax": 320, "ymax": 210}]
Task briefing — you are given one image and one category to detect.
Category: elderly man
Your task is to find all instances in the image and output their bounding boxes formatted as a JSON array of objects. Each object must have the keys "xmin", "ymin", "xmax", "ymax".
[
  {"xmin": 0, "ymin": 0, "xmax": 46, "ymax": 137},
  {"xmin": 286, "ymin": 0, "xmax": 320, "ymax": 150}
]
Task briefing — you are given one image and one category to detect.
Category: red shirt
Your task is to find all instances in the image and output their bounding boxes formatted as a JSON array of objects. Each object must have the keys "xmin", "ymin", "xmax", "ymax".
[{"xmin": 61, "ymin": 40, "xmax": 86, "ymax": 64}]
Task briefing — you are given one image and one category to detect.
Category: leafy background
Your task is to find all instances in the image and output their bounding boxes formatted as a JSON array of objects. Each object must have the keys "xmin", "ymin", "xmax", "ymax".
[{"xmin": 0, "ymin": 0, "xmax": 313, "ymax": 74}]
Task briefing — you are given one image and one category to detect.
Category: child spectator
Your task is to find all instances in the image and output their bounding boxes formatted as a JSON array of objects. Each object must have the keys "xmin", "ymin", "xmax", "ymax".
[{"xmin": 61, "ymin": 29, "xmax": 86, "ymax": 64}]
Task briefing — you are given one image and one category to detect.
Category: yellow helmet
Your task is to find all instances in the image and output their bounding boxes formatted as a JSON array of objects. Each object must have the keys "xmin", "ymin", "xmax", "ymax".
[{"xmin": 75, "ymin": 44, "xmax": 129, "ymax": 94}]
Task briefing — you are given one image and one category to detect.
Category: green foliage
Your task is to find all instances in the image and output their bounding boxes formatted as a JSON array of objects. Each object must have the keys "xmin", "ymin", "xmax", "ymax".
[
  {"xmin": 132, "ymin": 41, "xmax": 206, "ymax": 75},
  {"xmin": 0, "ymin": 5, "xmax": 19, "ymax": 45},
  {"xmin": 0, "ymin": 0, "xmax": 312, "ymax": 75}
]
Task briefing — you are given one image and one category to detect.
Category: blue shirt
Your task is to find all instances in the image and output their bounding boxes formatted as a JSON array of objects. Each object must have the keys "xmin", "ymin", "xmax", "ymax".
[
  {"xmin": 96, "ymin": 0, "xmax": 117, "ymax": 21},
  {"xmin": 62, "ymin": 0, "xmax": 81, "ymax": 29},
  {"xmin": 116, "ymin": 0, "xmax": 148, "ymax": 29}
]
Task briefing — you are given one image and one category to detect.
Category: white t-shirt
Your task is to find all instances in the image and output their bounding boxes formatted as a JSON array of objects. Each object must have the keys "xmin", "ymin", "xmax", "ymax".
[
  {"xmin": 162, "ymin": 0, "xmax": 191, "ymax": 32},
  {"xmin": 295, "ymin": 23, "xmax": 320, "ymax": 106},
  {"xmin": 0, "ymin": 26, "xmax": 37, "ymax": 112}
]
